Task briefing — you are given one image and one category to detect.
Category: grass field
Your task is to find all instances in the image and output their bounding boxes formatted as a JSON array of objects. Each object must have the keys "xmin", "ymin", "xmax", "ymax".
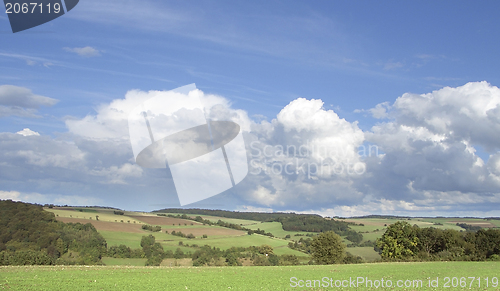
[
  {"xmin": 2, "ymin": 262, "xmax": 499, "ymax": 290},
  {"xmin": 346, "ymin": 247, "xmax": 381, "ymax": 262},
  {"xmin": 101, "ymin": 258, "xmax": 147, "ymax": 266},
  {"xmin": 157, "ymin": 213, "xmax": 261, "ymax": 226},
  {"xmin": 246, "ymin": 222, "xmax": 316, "ymax": 239},
  {"xmin": 346, "ymin": 217, "xmax": 493, "ymax": 232},
  {"xmin": 43, "ymin": 207, "xmax": 500, "ymax": 267},
  {"xmin": 196, "ymin": 234, "xmax": 306, "ymax": 256}
]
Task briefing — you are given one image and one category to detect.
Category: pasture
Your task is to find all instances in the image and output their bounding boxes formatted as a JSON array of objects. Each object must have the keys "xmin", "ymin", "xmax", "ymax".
[
  {"xmin": 161, "ymin": 213, "xmax": 261, "ymax": 226},
  {"xmin": 246, "ymin": 221, "xmax": 316, "ymax": 239},
  {"xmin": 1, "ymin": 261, "xmax": 499, "ymax": 290},
  {"xmin": 44, "ymin": 207, "xmax": 500, "ymax": 266}
]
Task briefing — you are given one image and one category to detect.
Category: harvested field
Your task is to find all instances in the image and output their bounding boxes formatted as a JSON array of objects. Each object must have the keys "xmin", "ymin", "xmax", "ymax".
[
  {"xmin": 163, "ymin": 227, "xmax": 245, "ymax": 236},
  {"xmin": 56, "ymin": 217, "xmax": 144, "ymax": 233},
  {"xmin": 129, "ymin": 215, "xmax": 202, "ymax": 226}
]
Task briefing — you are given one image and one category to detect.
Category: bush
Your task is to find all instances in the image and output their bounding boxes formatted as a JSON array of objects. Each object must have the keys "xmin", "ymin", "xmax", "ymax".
[
  {"xmin": 141, "ymin": 225, "xmax": 161, "ymax": 232},
  {"xmin": 279, "ymin": 255, "xmax": 299, "ymax": 266}
]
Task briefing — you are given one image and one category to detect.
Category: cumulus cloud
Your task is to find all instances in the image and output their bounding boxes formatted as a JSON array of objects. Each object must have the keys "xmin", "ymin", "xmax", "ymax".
[
  {"xmin": 237, "ymin": 97, "xmax": 366, "ymax": 209},
  {"xmin": 3, "ymin": 83, "xmax": 500, "ymax": 215},
  {"xmin": 66, "ymin": 88, "xmax": 251, "ymax": 140},
  {"xmin": 16, "ymin": 128, "xmax": 40, "ymax": 136},
  {"xmin": 0, "ymin": 85, "xmax": 58, "ymax": 118},
  {"xmin": 358, "ymin": 82, "xmax": 500, "ymax": 215},
  {"xmin": 63, "ymin": 46, "xmax": 101, "ymax": 57}
]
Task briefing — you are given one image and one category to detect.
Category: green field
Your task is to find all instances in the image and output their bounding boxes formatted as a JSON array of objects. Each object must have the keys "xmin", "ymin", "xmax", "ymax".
[
  {"xmin": 101, "ymin": 258, "xmax": 147, "ymax": 266},
  {"xmin": 193, "ymin": 234, "xmax": 306, "ymax": 256},
  {"xmin": 346, "ymin": 247, "xmax": 381, "ymax": 261},
  {"xmin": 157, "ymin": 212, "xmax": 261, "ymax": 226},
  {"xmin": 2, "ymin": 262, "xmax": 499, "ymax": 290},
  {"xmin": 98, "ymin": 228, "xmax": 305, "ymax": 256},
  {"xmin": 246, "ymin": 221, "xmax": 316, "ymax": 238},
  {"xmin": 43, "ymin": 207, "xmax": 500, "ymax": 267},
  {"xmin": 346, "ymin": 217, "xmax": 492, "ymax": 233}
]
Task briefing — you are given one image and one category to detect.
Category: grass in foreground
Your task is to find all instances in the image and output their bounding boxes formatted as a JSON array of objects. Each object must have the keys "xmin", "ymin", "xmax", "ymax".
[
  {"xmin": 101, "ymin": 258, "xmax": 147, "ymax": 266},
  {"xmin": 1, "ymin": 262, "xmax": 499, "ymax": 290}
]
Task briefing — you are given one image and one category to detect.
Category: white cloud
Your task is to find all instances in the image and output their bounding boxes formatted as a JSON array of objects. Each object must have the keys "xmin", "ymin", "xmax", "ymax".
[
  {"xmin": 0, "ymin": 85, "xmax": 58, "ymax": 108},
  {"xmin": 90, "ymin": 163, "xmax": 143, "ymax": 184},
  {"xmin": 64, "ymin": 46, "xmax": 101, "ymax": 57},
  {"xmin": 362, "ymin": 81, "xmax": 500, "ymax": 208},
  {"xmin": 0, "ymin": 106, "xmax": 39, "ymax": 118},
  {"xmin": 63, "ymin": 88, "xmax": 365, "ymax": 209},
  {"xmin": 0, "ymin": 85, "xmax": 58, "ymax": 118},
  {"xmin": 368, "ymin": 102, "xmax": 391, "ymax": 119},
  {"xmin": 0, "ymin": 190, "xmax": 21, "ymax": 201},
  {"xmin": 235, "ymin": 97, "xmax": 366, "ymax": 209},
  {"xmin": 390, "ymin": 81, "xmax": 500, "ymax": 151},
  {"xmin": 66, "ymin": 88, "xmax": 251, "ymax": 140},
  {"xmin": 16, "ymin": 128, "xmax": 40, "ymax": 136},
  {"xmin": 3, "ymin": 83, "xmax": 500, "ymax": 214},
  {"xmin": 0, "ymin": 191, "xmax": 103, "ymax": 206}
]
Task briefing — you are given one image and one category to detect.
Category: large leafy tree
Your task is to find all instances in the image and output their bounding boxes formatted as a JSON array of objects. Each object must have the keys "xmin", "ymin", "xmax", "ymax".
[
  {"xmin": 376, "ymin": 221, "xmax": 419, "ymax": 259},
  {"xmin": 310, "ymin": 231, "xmax": 345, "ymax": 264}
]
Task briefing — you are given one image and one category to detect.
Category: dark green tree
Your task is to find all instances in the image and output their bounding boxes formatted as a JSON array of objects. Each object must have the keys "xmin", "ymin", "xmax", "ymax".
[{"xmin": 310, "ymin": 231, "xmax": 345, "ymax": 264}]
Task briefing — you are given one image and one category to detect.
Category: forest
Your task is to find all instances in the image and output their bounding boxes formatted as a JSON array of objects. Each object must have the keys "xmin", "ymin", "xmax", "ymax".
[{"xmin": 0, "ymin": 200, "xmax": 107, "ymax": 265}]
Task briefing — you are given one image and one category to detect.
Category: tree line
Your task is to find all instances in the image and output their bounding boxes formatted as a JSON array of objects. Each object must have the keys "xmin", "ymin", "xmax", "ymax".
[{"xmin": 376, "ymin": 221, "xmax": 500, "ymax": 261}]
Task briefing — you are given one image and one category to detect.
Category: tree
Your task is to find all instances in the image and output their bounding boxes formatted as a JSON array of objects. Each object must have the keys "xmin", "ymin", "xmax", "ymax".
[
  {"xmin": 310, "ymin": 231, "xmax": 345, "ymax": 264},
  {"xmin": 174, "ymin": 248, "xmax": 184, "ymax": 259},
  {"xmin": 376, "ymin": 221, "xmax": 419, "ymax": 260},
  {"xmin": 140, "ymin": 235, "xmax": 164, "ymax": 266}
]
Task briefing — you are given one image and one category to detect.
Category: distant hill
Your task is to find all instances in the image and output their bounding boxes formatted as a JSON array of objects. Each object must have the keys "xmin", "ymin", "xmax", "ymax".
[
  {"xmin": 155, "ymin": 208, "xmax": 361, "ymax": 237},
  {"xmin": 153, "ymin": 208, "xmax": 316, "ymax": 222}
]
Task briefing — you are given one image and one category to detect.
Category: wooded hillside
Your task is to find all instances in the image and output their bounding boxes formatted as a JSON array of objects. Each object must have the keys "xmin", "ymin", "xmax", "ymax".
[{"xmin": 0, "ymin": 200, "xmax": 107, "ymax": 265}]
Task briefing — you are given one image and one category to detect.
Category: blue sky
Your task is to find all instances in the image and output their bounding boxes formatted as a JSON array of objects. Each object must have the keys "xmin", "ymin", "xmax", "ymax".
[{"xmin": 2, "ymin": 1, "xmax": 500, "ymax": 216}]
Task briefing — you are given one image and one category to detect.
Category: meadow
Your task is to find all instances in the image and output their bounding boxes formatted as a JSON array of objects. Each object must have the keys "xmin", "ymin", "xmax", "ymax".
[
  {"xmin": 43, "ymin": 207, "xmax": 500, "ymax": 265},
  {"xmin": 1, "ymin": 261, "xmax": 499, "ymax": 290}
]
